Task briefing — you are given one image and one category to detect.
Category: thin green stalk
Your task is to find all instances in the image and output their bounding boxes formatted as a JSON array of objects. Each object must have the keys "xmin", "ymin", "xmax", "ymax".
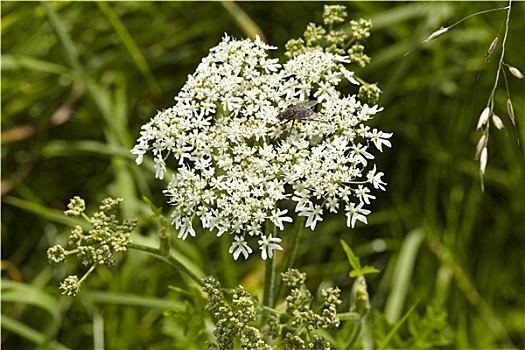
[
  {"xmin": 96, "ymin": 1, "xmax": 161, "ymax": 94},
  {"xmin": 128, "ymin": 243, "xmax": 204, "ymax": 287},
  {"xmin": 158, "ymin": 216, "xmax": 171, "ymax": 256},
  {"xmin": 78, "ymin": 264, "xmax": 97, "ymax": 289},
  {"xmin": 478, "ymin": 1, "xmax": 513, "ymax": 190},
  {"xmin": 343, "ymin": 320, "xmax": 362, "ymax": 350},
  {"xmin": 275, "ymin": 216, "xmax": 304, "ymax": 301},
  {"xmin": 263, "ymin": 255, "xmax": 276, "ymax": 307},
  {"xmin": 487, "ymin": 1, "xmax": 512, "ymax": 105},
  {"xmin": 378, "ymin": 301, "xmax": 419, "ymax": 350},
  {"xmin": 283, "ymin": 216, "xmax": 305, "ymax": 273},
  {"xmin": 263, "ymin": 222, "xmax": 277, "ymax": 307},
  {"xmin": 40, "ymin": 2, "xmax": 84, "ymax": 77}
]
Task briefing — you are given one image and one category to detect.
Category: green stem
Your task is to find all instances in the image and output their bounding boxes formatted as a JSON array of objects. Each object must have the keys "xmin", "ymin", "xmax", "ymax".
[
  {"xmin": 446, "ymin": 5, "xmax": 511, "ymax": 31},
  {"xmin": 128, "ymin": 243, "xmax": 204, "ymax": 287},
  {"xmin": 78, "ymin": 264, "xmax": 98, "ymax": 287},
  {"xmin": 285, "ymin": 216, "xmax": 304, "ymax": 271},
  {"xmin": 158, "ymin": 216, "xmax": 171, "ymax": 256},
  {"xmin": 343, "ymin": 320, "xmax": 362, "ymax": 350},
  {"xmin": 262, "ymin": 222, "xmax": 278, "ymax": 307},
  {"xmin": 263, "ymin": 256, "xmax": 276, "ymax": 307},
  {"xmin": 275, "ymin": 216, "xmax": 305, "ymax": 300}
]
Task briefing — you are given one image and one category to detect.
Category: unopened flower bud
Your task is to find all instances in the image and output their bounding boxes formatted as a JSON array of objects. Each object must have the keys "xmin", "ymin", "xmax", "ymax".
[
  {"xmin": 475, "ymin": 134, "xmax": 487, "ymax": 160},
  {"xmin": 476, "ymin": 107, "xmax": 491, "ymax": 130},
  {"xmin": 508, "ymin": 66, "xmax": 523, "ymax": 79},
  {"xmin": 491, "ymin": 114, "xmax": 504, "ymax": 130},
  {"xmin": 506, "ymin": 98, "xmax": 516, "ymax": 126},
  {"xmin": 480, "ymin": 147, "xmax": 488, "ymax": 175},
  {"xmin": 422, "ymin": 27, "xmax": 449, "ymax": 43}
]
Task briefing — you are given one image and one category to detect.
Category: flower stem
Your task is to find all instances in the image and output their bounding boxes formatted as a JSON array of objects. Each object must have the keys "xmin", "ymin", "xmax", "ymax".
[
  {"xmin": 263, "ymin": 221, "xmax": 277, "ymax": 307},
  {"xmin": 263, "ymin": 255, "xmax": 276, "ymax": 307},
  {"xmin": 275, "ymin": 216, "xmax": 305, "ymax": 300},
  {"xmin": 158, "ymin": 216, "xmax": 171, "ymax": 256},
  {"xmin": 78, "ymin": 264, "xmax": 97, "ymax": 287},
  {"xmin": 128, "ymin": 243, "xmax": 204, "ymax": 287},
  {"xmin": 283, "ymin": 216, "xmax": 304, "ymax": 272}
]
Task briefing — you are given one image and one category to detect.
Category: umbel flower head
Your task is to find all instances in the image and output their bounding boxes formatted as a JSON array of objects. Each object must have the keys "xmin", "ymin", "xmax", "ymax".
[{"xmin": 132, "ymin": 34, "xmax": 391, "ymax": 260}]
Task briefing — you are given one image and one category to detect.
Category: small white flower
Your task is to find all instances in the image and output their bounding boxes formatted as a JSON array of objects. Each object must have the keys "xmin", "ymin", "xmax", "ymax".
[
  {"xmin": 261, "ymin": 57, "xmax": 281, "ymax": 73},
  {"xmin": 258, "ymin": 235, "xmax": 283, "ymax": 260},
  {"xmin": 269, "ymin": 208, "xmax": 293, "ymax": 230},
  {"xmin": 355, "ymin": 185, "xmax": 376, "ymax": 205},
  {"xmin": 130, "ymin": 144, "xmax": 146, "ymax": 165},
  {"xmin": 351, "ymin": 144, "xmax": 374, "ymax": 166},
  {"xmin": 222, "ymin": 95, "xmax": 243, "ymax": 112},
  {"xmin": 154, "ymin": 156, "xmax": 166, "ymax": 180},
  {"xmin": 254, "ymin": 34, "xmax": 277, "ymax": 50},
  {"xmin": 334, "ymin": 54, "xmax": 351, "ymax": 64},
  {"xmin": 345, "ymin": 202, "xmax": 371, "ymax": 228},
  {"xmin": 298, "ymin": 204, "xmax": 323, "ymax": 230},
  {"xmin": 247, "ymin": 221, "xmax": 261, "ymax": 236},
  {"xmin": 368, "ymin": 128, "xmax": 392, "ymax": 152},
  {"xmin": 229, "ymin": 235, "xmax": 253, "ymax": 260},
  {"xmin": 367, "ymin": 165, "xmax": 387, "ymax": 191},
  {"xmin": 356, "ymin": 124, "xmax": 370, "ymax": 138},
  {"xmin": 292, "ymin": 194, "xmax": 312, "ymax": 212},
  {"xmin": 326, "ymin": 197, "xmax": 339, "ymax": 213},
  {"xmin": 314, "ymin": 81, "xmax": 338, "ymax": 102},
  {"xmin": 176, "ymin": 217, "xmax": 196, "ymax": 240},
  {"xmin": 341, "ymin": 67, "xmax": 360, "ymax": 85}
]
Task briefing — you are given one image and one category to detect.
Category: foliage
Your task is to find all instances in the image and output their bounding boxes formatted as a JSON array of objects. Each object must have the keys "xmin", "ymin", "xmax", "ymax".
[{"xmin": 2, "ymin": 2, "xmax": 523, "ymax": 349}]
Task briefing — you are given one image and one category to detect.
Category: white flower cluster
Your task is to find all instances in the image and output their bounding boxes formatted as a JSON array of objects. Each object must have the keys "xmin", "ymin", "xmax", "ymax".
[{"xmin": 132, "ymin": 34, "xmax": 392, "ymax": 260}]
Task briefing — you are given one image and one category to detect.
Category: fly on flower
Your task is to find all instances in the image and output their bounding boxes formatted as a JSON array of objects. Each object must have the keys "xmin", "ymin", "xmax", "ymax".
[
  {"xmin": 277, "ymin": 100, "xmax": 318, "ymax": 123},
  {"xmin": 274, "ymin": 101, "xmax": 319, "ymax": 136}
]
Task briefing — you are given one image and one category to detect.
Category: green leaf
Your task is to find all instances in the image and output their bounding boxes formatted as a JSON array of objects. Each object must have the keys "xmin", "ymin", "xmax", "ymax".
[
  {"xmin": 340, "ymin": 239, "xmax": 362, "ymax": 271},
  {"xmin": 384, "ymin": 227, "xmax": 425, "ymax": 323},
  {"xmin": 2, "ymin": 196, "xmax": 87, "ymax": 229},
  {"xmin": 349, "ymin": 265, "xmax": 380, "ymax": 278},
  {"xmin": 1, "ymin": 280, "xmax": 61, "ymax": 326},
  {"xmin": 1, "ymin": 280, "xmax": 65, "ymax": 349},
  {"xmin": 0, "ymin": 314, "xmax": 71, "ymax": 350},
  {"xmin": 342, "ymin": 239, "xmax": 380, "ymax": 278}
]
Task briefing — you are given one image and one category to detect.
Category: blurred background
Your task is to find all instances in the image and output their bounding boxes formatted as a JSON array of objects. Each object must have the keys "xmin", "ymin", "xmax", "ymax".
[{"xmin": 2, "ymin": 2, "xmax": 523, "ymax": 349}]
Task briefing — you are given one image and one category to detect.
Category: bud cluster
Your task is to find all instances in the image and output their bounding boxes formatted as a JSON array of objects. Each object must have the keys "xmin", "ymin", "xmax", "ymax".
[
  {"xmin": 287, "ymin": 5, "xmax": 375, "ymax": 99},
  {"xmin": 47, "ymin": 196, "xmax": 135, "ymax": 296},
  {"xmin": 203, "ymin": 270, "xmax": 343, "ymax": 349}
]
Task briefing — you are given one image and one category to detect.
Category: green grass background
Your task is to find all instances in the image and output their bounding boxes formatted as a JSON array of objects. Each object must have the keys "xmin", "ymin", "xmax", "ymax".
[{"xmin": 2, "ymin": 2, "xmax": 524, "ymax": 349}]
